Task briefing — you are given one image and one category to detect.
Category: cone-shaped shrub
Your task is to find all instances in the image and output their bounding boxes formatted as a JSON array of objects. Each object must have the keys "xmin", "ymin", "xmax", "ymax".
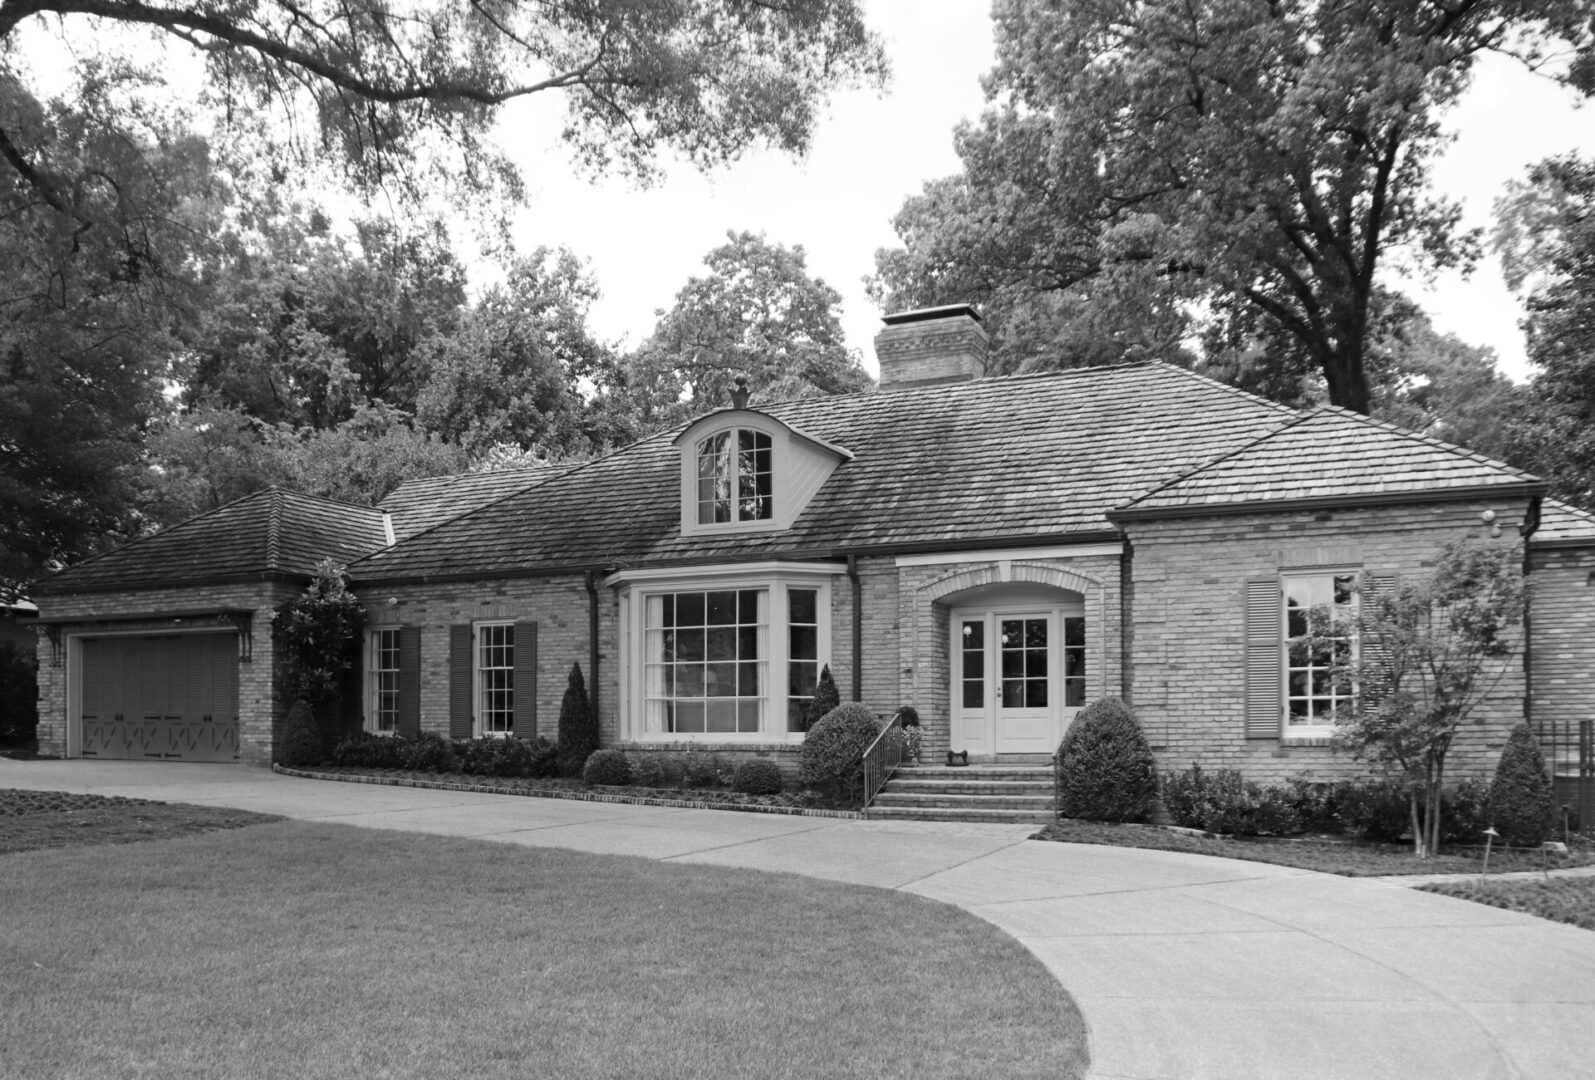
[
  {"xmin": 799, "ymin": 703, "xmax": 881, "ymax": 799},
  {"xmin": 277, "ymin": 698, "xmax": 324, "ymax": 767},
  {"xmin": 1056, "ymin": 696, "xmax": 1158, "ymax": 822},
  {"xmin": 807, "ymin": 664, "xmax": 841, "ymax": 731},
  {"xmin": 1489, "ymin": 723, "xmax": 1557, "ymax": 846},
  {"xmin": 557, "ymin": 663, "xmax": 599, "ymax": 777}
]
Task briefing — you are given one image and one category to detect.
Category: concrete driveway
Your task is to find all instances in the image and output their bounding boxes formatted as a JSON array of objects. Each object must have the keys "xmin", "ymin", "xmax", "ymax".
[{"xmin": 6, "ymin": 759, "xmax": 1594, "ymax": 1080}]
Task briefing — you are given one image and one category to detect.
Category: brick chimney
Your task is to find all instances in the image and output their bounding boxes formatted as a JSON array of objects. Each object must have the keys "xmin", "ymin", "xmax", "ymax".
[{"xmin": 873, "ymin": 304, "xmax": 988, "ymax": 391}]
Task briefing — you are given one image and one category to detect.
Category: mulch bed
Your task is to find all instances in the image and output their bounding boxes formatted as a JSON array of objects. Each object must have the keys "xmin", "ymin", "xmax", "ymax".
[{"xmin": 0, "ymin": 789, "xmax": 282, "ymax": 855}]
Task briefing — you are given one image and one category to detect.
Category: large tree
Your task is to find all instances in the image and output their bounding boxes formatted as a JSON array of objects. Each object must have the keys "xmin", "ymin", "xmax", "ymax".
[
  {"xmin": 625, "ymin": 230, "xmax": 872, "ymax": 428},
  {"xmin": 1490, "ymin": 154, "xmax": 1595, "ymax": 509},
  {"xmin": 874, "ymin": 0, "xmax": 1595, "ymax": 412}
]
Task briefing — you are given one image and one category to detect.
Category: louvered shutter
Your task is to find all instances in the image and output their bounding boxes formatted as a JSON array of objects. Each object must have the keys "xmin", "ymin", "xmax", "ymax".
[
  {"xmin": 397, "ymin": 626, "xmax": 421, "ymax": 738},
  {"xmin": 1360, "ymin": 572, "xmax": 1399, "ymax": 699},
  {"xmin": 449, "ymin": 624, "xmax": 474, "ymax": 739},
  {"xmin": 513, "ymin": 621, "xmax": 538, "ymax": 739},
  {"xmin": 1244, "ymin": 578, "xmax": 1283, "ymax": 739}
]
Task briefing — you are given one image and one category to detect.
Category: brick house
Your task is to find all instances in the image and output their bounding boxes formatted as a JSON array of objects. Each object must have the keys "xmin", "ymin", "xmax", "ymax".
[{"xmin": 29, "ymin": 306, "xmax": 1595, "ymax": 806}]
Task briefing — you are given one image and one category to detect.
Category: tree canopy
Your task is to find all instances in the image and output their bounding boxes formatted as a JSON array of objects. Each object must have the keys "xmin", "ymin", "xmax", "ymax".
[
  {"xmin": 873, "ymin": 0, "xmax": 1595, "ymax": 412},
  {"xmin": 624, "ymin": 230, "xmax": 872, "ymax": 428}
]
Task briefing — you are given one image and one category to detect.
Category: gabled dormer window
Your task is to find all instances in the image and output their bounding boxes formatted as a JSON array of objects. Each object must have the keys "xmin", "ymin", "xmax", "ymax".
[{"xmin": 697, "ymin": 429, "xmax": 773, "ymax": 524}]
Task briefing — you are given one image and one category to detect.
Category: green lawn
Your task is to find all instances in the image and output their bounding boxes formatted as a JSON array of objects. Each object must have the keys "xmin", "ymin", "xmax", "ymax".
[
  {"xmin": 2, "ymin": 812, "xmax": 1088, "ymax": 1080},
  {"xmin": 1419, "ymin": 876, "xmax": 1595, "ymax": 931},
  {"xmin": 1034, "ymin": 818, "xmax": 1595, "ymax": 877}
]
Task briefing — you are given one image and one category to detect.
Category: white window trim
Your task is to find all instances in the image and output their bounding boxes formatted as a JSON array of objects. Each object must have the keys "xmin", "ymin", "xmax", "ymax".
[
  {"xmin": 365, "ymin": 627, "xmax": 402, "ymax": 735},
  {"xmin": 1279, "ymin": 568, "xmax": 1360, "ymax": 742},
  {"xmin": 613, "ymin": 565, "xmax": 837, "ymax": 744},
  {"xmin": 474, "ymin": 620, "xmax": 515, "ymax": 738}
]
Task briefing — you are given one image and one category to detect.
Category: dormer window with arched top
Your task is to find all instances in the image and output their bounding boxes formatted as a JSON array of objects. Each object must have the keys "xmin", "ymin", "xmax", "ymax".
[
  {"xmin": 697, "ymin": 429, "xmax": 773, "ymax": 524},
  {"xmin": 674, "ymin": 407, "xmax": 852, "ymax": 537}
]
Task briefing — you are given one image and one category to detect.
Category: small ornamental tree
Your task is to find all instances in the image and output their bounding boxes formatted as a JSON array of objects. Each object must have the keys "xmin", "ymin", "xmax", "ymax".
[
  {"xmin": 1489, "ymin": 723, "xmax": 1558, "ymax": 847},
  {"xmin": 1313, "ymin": 542, "xmax": 1527, "ymax": 858},
  {"xmin": 807, "ymin": 664, "xmax": 841, "ymax": 731},
  {"xmin": 1055, "ymin": 697, "xmax": 1158, "ymax": 822},
  {"xmin": 557, "ymin": 662, "xmax": 599, "ymax": 777},
  {"xmin": 270, "ymin": 560, "xmax": 364, "ymax": 757}
]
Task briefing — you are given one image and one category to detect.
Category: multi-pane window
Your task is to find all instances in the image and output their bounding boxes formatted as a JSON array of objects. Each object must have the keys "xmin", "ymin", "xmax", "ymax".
[
  {"xmin": 1285, "ymin": 574, "xmax": 1356, "ymax": 730},
  {"xmin": 1062, "ymin": 616, "xmax": 1085, "ymax": 707},
  {"xmin": 999, "ymin": 618, "xmax": 1049, "ymax": 708},
  {"xmin": 645, "ymin": 590, "xmax": 767, "ymax": 734},
  {"xmin": 369, "ymin": 628, "xmax": 401, "ymax": 734},
  {"xmin": 697, "ymin": 429, "xmax": 773, "ymax": 524},
  {"xmin": 477, "ymin": 623, "xmax": 515, "ymax": 735},
  {"xmin": 787, "ymin": 588, "xmax": 820, "ymax": 731}
]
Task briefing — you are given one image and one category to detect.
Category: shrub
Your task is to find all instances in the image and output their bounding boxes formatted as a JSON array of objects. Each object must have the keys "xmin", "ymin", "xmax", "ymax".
[
  {"xmin": 399, "ymin": 731, "xmax": 456, "ymax": 773},
  {"xmin": 270, "ymin": 561, "xmax": 364, "ymax": 711},
  {"xmin": 733, "ymin": 759, "xmax": 784, "ymax": 795},
  {"xmin": 1160, "ymin": 766, "xmax": 1301, "ymax": 836},
  {"xmin": 806, "ymin": 665, "xmax": 841, "ymax": 732},
  {"xmin": 332, "ymin": 731, "xmax": 405, "ymax": 769},
  {"xmin": 277, "ymin": 699, "xmax": 324, "ymax": 767},
  {"xmin": 1490, "ymin": 723, "xmax": 1558, "ymax": 846},
  {"xmin": 798, "ymin": 703, "xmax": 881, "ymax": 798},
  {"xmin": 626, "ymin": 753, "xmax": 664, "ymax": 788},
  {"xmin": 1336, "ymin": 779, "xmax": 1411, "ymax": 842},
  {"xmin": 1283, "ymin": 776, "xmax": 1341, "ymax": 834},
  {"xmin": 454, "ymin": 734, "xmax": 553, "ymax": 778},
  {"xmin": 557, "ymin": 663, "xmax": 599, "ymax": 777},
  {"xmin": 526, "ymin": 736, "xmax": 561, "ymax": 778},
  {"xmin": 681, "ymin": 749, "xmax": 725, "ymax": 788},
  {"xmin": 1055, "ymin": 697, "xmax": 1157, "ymax": 822},
  {"xmin": 1442, "ymin": 777, "xmax": 1493, "ymax": 845},
  {"xmin": 0, "ymin": 639, "xmax": 39, "ymax": 744},
  {"xmin": 583, "ymin": 748, "xmax": 632, "ymax": 786}
]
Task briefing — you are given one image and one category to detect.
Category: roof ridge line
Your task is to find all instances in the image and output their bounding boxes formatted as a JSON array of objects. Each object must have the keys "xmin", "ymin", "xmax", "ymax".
[
  {"xmin": 265, "ymin": 487, "xmax": 283, "ymax": 571},
  {"xmin": 1149, "ymin": 361, "xmax": 1298, "ymax": 415},
  {"xmin": 1303, "ymin": 406, "xmax": 1541, "ymax": 481},
  {"xmin": 1113, "ymin": 411, "xmax": 1317, "ymax": 512}
]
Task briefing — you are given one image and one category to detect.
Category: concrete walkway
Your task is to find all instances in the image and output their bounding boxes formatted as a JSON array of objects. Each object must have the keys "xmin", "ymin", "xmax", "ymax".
[{"xmin": 6, "ymin": 760, "xmax": 1595, "ymax": 1080}]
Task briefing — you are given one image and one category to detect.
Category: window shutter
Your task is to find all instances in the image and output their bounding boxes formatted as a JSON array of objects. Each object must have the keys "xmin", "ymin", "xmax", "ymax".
[
  {"xmin": 1244, "ymin": 578, "xmax": 1283, "ymax": 739},
  {"xmin": 1360, "ymin": 572, "xmax": 1398, "ymax": 697},
  {"xmin": 398, "ymin": 626, "xmax": 421, "ymax": 738},
  {"xmin": 513, "ymin": 621, "xmax": 538, "ymax": 740},
  {"xmin": 449, "ymin": 624, "xmax": 474, "ymax": 740}
]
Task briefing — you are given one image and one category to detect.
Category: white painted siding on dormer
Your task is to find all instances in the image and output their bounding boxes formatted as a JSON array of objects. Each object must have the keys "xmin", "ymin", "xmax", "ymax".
[{"xmin": 673, "ymin": 408, "xmax": 851, "ymax": 537}]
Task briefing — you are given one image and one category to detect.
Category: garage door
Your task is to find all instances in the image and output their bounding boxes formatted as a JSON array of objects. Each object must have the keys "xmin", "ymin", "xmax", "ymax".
[{"xmin": 80, "ymin": 634, "xmax": 240, "ymax": 762}]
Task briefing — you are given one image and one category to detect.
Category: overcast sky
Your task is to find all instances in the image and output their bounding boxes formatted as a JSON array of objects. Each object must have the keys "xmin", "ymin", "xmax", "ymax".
[{"xmin": 498, "ymin": 1, "xmax": 1595, "ymax": 383}]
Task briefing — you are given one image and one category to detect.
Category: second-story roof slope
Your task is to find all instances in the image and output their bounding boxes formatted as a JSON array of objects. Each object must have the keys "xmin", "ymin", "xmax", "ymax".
[
  {"xmin": 31, "ymin": 487, "xmax": 390, "ymax": 595},
  {"xmin": 352, "ymin": 363, "xmax": 1297, "ymax": 583}
]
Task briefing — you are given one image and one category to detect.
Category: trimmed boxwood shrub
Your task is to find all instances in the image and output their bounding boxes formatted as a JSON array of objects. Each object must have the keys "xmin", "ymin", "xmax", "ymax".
[
  {"xmin": 1441, "ymin": 777, "xmax": 1493, "ymax": 845},
  {"xmin": 583, "ymin": 747, "xmax": 632, "ymax": 786},
  {"xmin": 278, "ymin": 699, "xmax": 324, "ymax": 767},
  {"xmin": 732, "ymin": 759, "xmax": 784, "ymax": 795},
  {"xmin": 1490, "ymin": 723, "xmax": 1557, "ymax": 846},
  {"xmin": 626, "ymin": 752, "xmax": 664, "ymax": 788},
  {"xmin": 799, "ymin": 703, "xmax": 881, "ymax": 798},
  {"xmin": 681, "ymin": 750, "xmax": 725, "ymax": 788},
  {"xmin": 399, "ymin": 731, "xmax": 457, "ymax": 773},
  {"xmin": 332, "ymin": 731, "xmax": 405, "ymax": 768},
  {"xmin": 1055, "ymin": 697, "xmax": 1156, "ymax": 822}
]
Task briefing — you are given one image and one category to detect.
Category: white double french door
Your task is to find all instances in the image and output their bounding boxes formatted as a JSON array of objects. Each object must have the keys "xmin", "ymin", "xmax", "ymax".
[{"xmin": 951, "ymin": 607, "xmax": 1083, "ymax": 756}]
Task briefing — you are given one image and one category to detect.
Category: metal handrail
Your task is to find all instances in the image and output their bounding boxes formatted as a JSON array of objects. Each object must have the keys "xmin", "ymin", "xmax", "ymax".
[{"xmin": 859, "ymin": 711, "xmax": 905, "ymax": 814}]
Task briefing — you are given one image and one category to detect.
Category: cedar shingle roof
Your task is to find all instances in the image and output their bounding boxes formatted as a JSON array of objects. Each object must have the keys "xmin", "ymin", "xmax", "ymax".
[
  {"xmin": 31, "ymin": 487, "xmax": 389, "ymax": 595},
  {"xmin": 1111, "ymin": 407, "xmax": 1543, "ymax": 520},
  {"xmin": 379, "ymin": 465, "xmax": 565, "ymax": 542},
  {"xmin": 1533, "ymin": 498, "xmax": 1595, "ymax": 546},
  {"xmin": 352, "ymin": 363, "xmax": 1296, "ymax": 582}
]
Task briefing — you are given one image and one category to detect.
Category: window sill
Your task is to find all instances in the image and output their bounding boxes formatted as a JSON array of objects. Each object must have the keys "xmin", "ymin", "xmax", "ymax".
[{"xmin": 1279, "ymin": 735, "xmax": 1334, "ymax": 748}]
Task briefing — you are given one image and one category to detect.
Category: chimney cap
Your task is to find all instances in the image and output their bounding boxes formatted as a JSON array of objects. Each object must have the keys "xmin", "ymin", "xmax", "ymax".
[{"xmin": 881, "ymin": 303, "xmax": 982, "ymax": 328}]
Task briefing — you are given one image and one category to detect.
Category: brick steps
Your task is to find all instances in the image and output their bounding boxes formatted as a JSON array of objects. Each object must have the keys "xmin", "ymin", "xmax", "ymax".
[{"xmin": 866, "ymin": 764, "xmax": 1057, "ymax": 823}]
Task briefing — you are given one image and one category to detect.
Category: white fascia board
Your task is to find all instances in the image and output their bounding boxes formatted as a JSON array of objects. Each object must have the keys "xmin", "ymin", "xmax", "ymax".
[
  {"xmin": 604, "ymin": 560, "xmax": 848, "ymax": 589},
  {"xmin": 894, "ymin": 543, "xmax": 1124, "ymax": 568}
]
